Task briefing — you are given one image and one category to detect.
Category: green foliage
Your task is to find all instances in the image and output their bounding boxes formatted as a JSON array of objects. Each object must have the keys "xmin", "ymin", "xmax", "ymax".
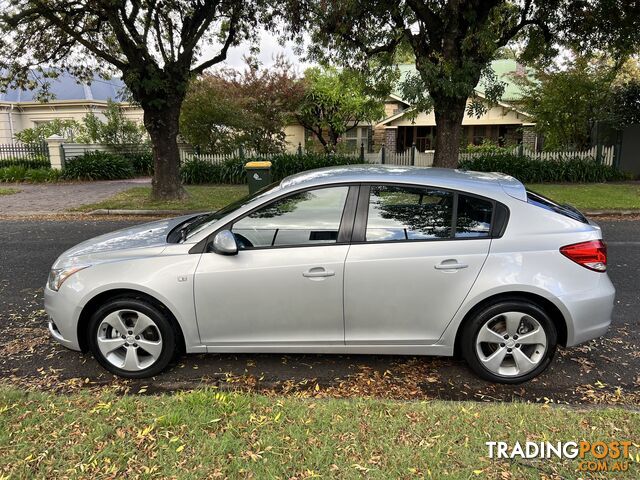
[
  {"xmin": 606, "ymin": 80, "xmax": 640, "ymax": 128},
  {"xmin": 519, "ymin": 56, "xmax": 617, "ymax": 150},
  {"xmin": 123, "ymin": 151, "xmax": 154, "ymax": 176},
  {"xmin": 81, "ymin": 100, "xmax": 147, "ymax": 147},
  {"xmin": 463, "ymin": 140, "xmax": 514, "ymax": 155},
  {"xmin": 0, "ymin": 166, "xmax": 60, "ymax": 182},
  {"xmin": 180, "ymin": 153, "xmax": 362, "ymax": 185},
  {"xmin": 181, "ymin": 56, "xmax": 304, "ymax": 155},
  {"xmin": 459, "ymin": 154, "xmax": 626, "ymax": 183},
  {"xmin": 0, "ymin": 155, "xmax": 50, "ymax": 169},
  {"xmin": 14, "ymin": 119, "xmax": 84, "ymax": 144},
  {"xmin": 295, "ymin": 67, "xmax": 386, "ymax": 153},
  {"xmin": 62, "ymin": 151, "xmax": 134, "ymax": 181}
]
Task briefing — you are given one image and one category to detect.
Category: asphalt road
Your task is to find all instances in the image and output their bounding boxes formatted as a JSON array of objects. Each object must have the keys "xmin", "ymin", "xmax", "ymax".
[{"xmin": 1, "ymin": 217, "xmax": 639, "ymax": 403}]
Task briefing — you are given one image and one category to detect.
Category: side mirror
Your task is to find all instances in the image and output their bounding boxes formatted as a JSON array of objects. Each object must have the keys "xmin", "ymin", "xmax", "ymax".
[{"xmin": 210, "ymin": 230, "xmax": 238, "ymax": 255}]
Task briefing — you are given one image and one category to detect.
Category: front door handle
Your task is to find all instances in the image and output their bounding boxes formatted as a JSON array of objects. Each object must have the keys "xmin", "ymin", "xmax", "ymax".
[
  {"xmin": 303, "ymin": 267, "xmax": 335, "ymax": 278},
  {"xmin": 434, "ymin": 260, "xmax": 469, "ymax": 271}
]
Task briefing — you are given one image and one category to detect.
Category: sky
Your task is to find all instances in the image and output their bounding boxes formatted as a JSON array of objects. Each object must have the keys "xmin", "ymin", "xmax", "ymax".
[{"xmin": 205, "ymin": 28, "xmax": 314, "ymax": 74}]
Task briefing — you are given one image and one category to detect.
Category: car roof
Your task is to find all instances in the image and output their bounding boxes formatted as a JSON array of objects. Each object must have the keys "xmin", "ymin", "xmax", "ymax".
[{"xmin": 280, "ymin": 165, "xmax": 527, "ymax": 201}]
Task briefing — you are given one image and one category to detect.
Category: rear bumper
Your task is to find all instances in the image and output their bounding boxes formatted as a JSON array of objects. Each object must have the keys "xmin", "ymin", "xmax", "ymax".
[{"xmin": 559, "ymin": 274, "xmax": 615, "ymax": 347}]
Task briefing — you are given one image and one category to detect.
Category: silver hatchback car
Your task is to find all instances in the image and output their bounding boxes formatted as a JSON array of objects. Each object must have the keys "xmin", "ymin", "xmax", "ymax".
[{"xmin": 45, "ymin": 166, "xmax": 615, "ymax": 383}]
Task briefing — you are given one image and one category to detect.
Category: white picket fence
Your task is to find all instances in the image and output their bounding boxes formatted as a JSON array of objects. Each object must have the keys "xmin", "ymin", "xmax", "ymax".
[
  {"xmin": 458, "ymin": 145, "xmax": 614, "ymax": 166},
  {"xmin": 375, "ymin": 145, "xmax": 615, "ymax": 167},
  {"xmin": 179, "ymin": 147, "xmax": 277, "ymax": 164},
  {"xmin": 61, "ymin": 142, "xmax": 615, "ymax": 168}
]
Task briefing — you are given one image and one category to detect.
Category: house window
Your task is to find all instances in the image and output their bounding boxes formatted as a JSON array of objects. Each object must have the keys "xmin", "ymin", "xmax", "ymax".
[
  {"xmin": 344, "ymin": 127, "xmax": 371, "ymax": 153},
  {"xmin": 472, "ymin": 126, "xmax": 487, "ymax": 145},
  {"xmin": 415, "ymin": 126, "xmax": 434, "ymax": 151}
]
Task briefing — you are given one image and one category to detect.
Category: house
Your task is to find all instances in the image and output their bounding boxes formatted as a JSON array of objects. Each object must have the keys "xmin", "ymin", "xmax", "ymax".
[
  {"xmin": 284, "ymin": 59, "xmax": 537, "ymax": 154},
  {"xmin": 0, "ymin": 72, "xmax": 143, "ymax": 143}
]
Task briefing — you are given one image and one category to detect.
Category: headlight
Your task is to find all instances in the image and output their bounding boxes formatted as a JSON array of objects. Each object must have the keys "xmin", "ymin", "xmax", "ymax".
[{"xmin": 47, "ymin": 265, "xmax": 90, "ymax": 291}]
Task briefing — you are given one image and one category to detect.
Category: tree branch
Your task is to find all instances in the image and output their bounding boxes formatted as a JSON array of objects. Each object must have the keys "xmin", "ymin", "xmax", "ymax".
[{"xmin": 190, "ymin": 9, "xmax": 241, "ymax": 74}]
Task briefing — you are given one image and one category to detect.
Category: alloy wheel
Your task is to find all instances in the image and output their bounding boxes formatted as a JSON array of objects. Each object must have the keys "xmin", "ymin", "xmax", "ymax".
[
  {"xmin": 475, "ymin": 311, "xmax": 548, "ymax": 377},
  {"xmin": 96, "ymin": 309, "xmax": 163, "ymax": 371}
]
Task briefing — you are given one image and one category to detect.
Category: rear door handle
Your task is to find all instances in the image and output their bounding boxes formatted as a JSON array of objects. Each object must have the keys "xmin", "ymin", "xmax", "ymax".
[
  {"xmin": 303, "ymin": 267, "xmax": 335, "ymax": 278},
  {"xmin": 434, "ymin": 260, "xmax": 469, "ymax": 271}
]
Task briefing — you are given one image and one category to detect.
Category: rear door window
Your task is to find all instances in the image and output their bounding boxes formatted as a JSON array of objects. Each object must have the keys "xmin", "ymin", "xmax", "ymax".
[{"xmin": 365, "ymin": 185, "xmax": 453, "ymax": 241}]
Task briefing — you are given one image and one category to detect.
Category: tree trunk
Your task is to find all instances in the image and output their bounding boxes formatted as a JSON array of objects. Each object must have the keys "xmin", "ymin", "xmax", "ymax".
[
  {"xmin": 144, "ymin": 101, "xmax": 187, "ymax": 201},
  {"xmin": 432, "ymin": 97, "xmax": 467, "ymax": 168}
]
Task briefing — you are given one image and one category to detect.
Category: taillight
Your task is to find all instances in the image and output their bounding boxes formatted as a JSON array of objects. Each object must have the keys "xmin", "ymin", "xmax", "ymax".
[{"xmin": 560, "ymin": 240, "xmax": 607, "ymax": 272}]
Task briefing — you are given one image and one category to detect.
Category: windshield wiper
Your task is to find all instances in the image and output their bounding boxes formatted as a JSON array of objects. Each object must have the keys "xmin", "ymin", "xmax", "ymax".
[{"xmin": 176, "ymin": 214, "xmax": 208, "ymax": 243}]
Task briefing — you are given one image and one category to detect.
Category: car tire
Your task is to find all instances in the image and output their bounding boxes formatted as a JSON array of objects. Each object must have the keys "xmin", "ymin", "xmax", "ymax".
[
  {"xmin": 87, "ymin": 297, "xmax": 178, "ymax": 378},
  {"xmin": 461, "ymin": 300, "xmax": 557, "ymax": 384}
]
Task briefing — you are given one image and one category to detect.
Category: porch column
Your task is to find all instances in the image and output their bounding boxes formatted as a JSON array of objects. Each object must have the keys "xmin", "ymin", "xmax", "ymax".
[
  {"xmin": 46, "ymin": 134, "xmax": 65, "ymax": 170},
  {"xmin": 384, "ymin": 126, "xmax": 397, "ymax": 154},
  {"xmin": 521, "ymin": 124, "xmax": 537, "ymax": 152}
]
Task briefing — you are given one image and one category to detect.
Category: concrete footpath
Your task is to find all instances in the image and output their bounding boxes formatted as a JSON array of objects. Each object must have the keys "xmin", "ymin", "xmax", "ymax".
[{"xmin": 0, "ymin": 178, "xmax": 151, "ymax": 215}]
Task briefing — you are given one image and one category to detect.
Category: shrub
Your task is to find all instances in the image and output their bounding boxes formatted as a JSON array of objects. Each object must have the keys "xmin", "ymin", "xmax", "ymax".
[
  {"xmin": 0, "ymin": 155, "xmax": 51, "ymax": 169},
  {"xmin": 0, "ymin": 166, "xmax": 60, "ymax": 183},
  {"xmin": 459, "ymin": 154, "xmax": 626, "ymax": 183},
  {"xmin": 123, "ymin": 151, "xmax": 154, "ymax": 176},
  {"xmin": 62, "ymin": 151, "xmax": 134, "ymax": 180},
  {"xmin": 463, "ymin": 139, "xmax": 514, "ymax": 155},
  {"xmin": 180, "ymin": 153, "xmax": 362, "ymax": 185}
]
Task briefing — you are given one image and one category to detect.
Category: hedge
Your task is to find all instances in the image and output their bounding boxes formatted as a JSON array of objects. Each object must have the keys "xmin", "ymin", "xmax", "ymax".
[
  {"xmin": 0, "ymin": 166, "xmax": 61, "ymax": 183},
  {"xmin": 459, "ymin": 154, "xmax": 627, "ymax": 183},
  {"xmin": 62, "ymin": 151, "xmax": 134, "ymax": 180},
  {"xmin": 0, "ymin": 155, "xmax": 51, "ymax": 169},
  {"xmin": 181, "ymin": 153, "xmax": 362, "ymax": 184}
]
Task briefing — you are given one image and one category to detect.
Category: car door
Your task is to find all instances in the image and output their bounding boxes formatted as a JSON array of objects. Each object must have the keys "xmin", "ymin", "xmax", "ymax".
[
  {"xmin": 194, "ymin": 185, "xmax": 357, "ymax": 347},
  {"xmin": 344, "ymin": 184, "xmax": 494, "ymax": 345}
]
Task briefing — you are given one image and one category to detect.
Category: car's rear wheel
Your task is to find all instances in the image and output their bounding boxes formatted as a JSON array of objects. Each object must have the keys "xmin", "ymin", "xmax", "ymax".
[
  {"xmin": 87, "ymin": 297, "xmax": 177, "ymax": 378},
  {"xmin": 461, "ymin": 300, "xmax": 557, "ymax": 384}
]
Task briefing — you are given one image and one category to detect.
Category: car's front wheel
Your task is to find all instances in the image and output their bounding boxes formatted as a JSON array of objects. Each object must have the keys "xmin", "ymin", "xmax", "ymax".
[
  {"xmin": 461, "ymin": 300, "xmax": 557, "ymax": 384},
  {"xmin": 87, "ymin": 297, "xmax": 177, "ymax": 378}
]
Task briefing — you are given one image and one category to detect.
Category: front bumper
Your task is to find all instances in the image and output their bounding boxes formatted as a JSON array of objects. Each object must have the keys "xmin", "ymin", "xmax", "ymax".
[{"xmin": 44, "ymin": 285, "xmax": 81, "ymax": 351}]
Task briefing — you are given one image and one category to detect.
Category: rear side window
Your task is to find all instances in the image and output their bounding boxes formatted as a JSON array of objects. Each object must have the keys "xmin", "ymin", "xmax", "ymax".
[
  {"xmin": 527, "ymin": 190, "xmax": 588, "ymax": 224},
  {"xmin": 456, "ymin": 195, "xmax": 493, "ymax": 238}
]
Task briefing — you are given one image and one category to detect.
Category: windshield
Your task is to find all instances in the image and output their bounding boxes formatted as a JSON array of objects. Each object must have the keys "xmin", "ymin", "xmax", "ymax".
[{"xmin": 183, "ymin": 181, "xmax": 280, "ymax": 239}]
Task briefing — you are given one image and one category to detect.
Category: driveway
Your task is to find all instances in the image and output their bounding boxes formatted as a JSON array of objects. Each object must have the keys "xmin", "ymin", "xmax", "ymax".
[
  {"xmin": 0, "ymin": 178, "xmax": 150, "ymax": 215},
  {"xmin": 1, "ymin": 218, "xmax": 638, "ymax": 404}
]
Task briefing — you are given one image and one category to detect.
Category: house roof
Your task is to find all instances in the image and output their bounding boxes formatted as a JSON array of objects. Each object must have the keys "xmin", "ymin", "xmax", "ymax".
[
  {"xmin": 393, "ymin": 59, "xmax": 531, "ymax": 103},
  {"xmin": 0, "ymin": 71, "xmax": 127, "ymax": 103}
]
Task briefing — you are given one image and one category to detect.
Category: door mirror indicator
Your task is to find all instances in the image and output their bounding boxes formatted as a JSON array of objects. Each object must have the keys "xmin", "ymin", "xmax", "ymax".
[{"xmin": 210, "ymin": 230, "xmax": 238, "ymax": 255}]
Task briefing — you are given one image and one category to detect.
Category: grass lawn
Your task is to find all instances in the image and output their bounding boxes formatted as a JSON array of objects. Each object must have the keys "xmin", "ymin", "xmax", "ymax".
[
  {"xmin": 0, "ymin": 187, "xmax": 19, "ymax": 196},
  {"xmin": 0, "ymin": 388, "xmax": 637, "ymax": 479},
  {"xmin": 527, "ymin": 183, "xmax": 640, "ymax": 210},
  {"xmin": 74, "ymin": 184, "xmax": 249, "ymax": 212}
]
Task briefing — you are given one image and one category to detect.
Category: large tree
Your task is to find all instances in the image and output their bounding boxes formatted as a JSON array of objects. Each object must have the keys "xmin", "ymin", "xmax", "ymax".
[
  {"xmin": 0, "ymin": 1, "xmax": 261, "ymax": 199},
  {"xmin": 290, "ymin": 0, "xmax": 639, "ymax": 168}
]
